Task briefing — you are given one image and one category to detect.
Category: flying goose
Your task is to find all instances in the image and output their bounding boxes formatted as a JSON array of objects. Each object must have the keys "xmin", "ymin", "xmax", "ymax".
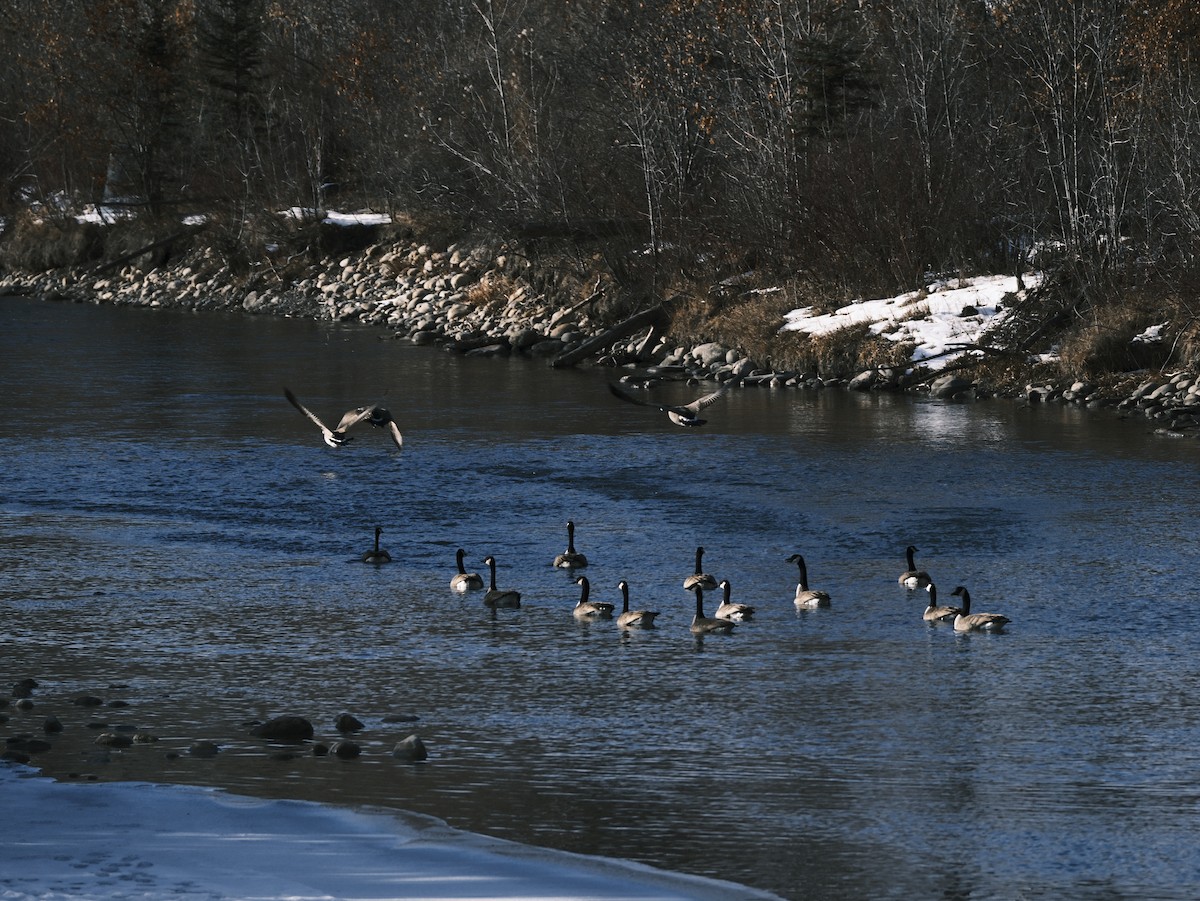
[
  {"xmin": 615, "ymin": 580, "xmax": 660, "ymax": 629},
  {"xmin": 481, "ymin": 555, "xmax": 521, "ymax": 608},
  {"xmin": 899, "ymin": 545, "xmax": 932, "ymax": 590},
  {"xmin": 688, "ymin": 584, "xmax": 736, "ymax": 635},
  {"xmin": 283, "ymin": 388, "xmax": 403, "ymax": 449},
  {"xmin": 921, "ymin": 582, "xmax": 962, "ymax": 622},
  {"xmin": 608, "ymin": 381, "xmax": 728, "ymax": 427},
  {"xmin": 552, "ymin": 520, "xmax": 588, "ymax": 569},
  {"xmin": 950, "ymin": 586, "xmax": 1010, "ymax": 632},
  {"xmin": 361, "ymin": 526, "xmax": 392, "ymax": 564},
  {"xmin": 683, "ymin": 546, "xmax": 718, "ymax": 590},
  {"xmin": 787, "ymin": 553, "xmax": 831, "ymax": 608},
  {"xmin": 450, "ymin": 548, "xmax": 484, "ymax": 592},
  {"xmin": 363, "ymin": 406, "xmax": 404, "ymax": 449},
  {"xmin": 571, "ymin": 576, "xmax": 614, "ymax": 619},
  {"xmin": 714, "ymin": 579, "xmax": 755, "ymax": 621}
]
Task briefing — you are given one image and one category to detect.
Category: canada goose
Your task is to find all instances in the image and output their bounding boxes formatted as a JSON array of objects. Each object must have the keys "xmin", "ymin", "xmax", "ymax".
[
  {"xmin": 552, "ymin": 520, "xmax": 588, "ymax": 568},
  {"xmin": 683, "ymin": 546, "xmax": 718, "ymax": 590},
  {"xmin": 363, "ymin": 406, "xmax": 404, "ymax": 449},
  {"xmin": 608, "ymin": 381, "xmax": 728, "ymax": 427},
  {"xmin": 571, "ymin": 576, "xmax": 614, "ymax": 619},
  {"xmin": 950, "ymin": 586, "xmax": 1010, "ymax": 632},
  {"xmin": 284, "ymin": 387, "xmax": 403, "ymax": 449},
  {"xmin": 481, "ymin": 555, "xmax": 521, "ymax": 608},
  {"xmin": 616, "ymin": 580, "xmax": 660, "ymax": 628},
  {"xmin": 450, "ymin": 548, "xmax": 484, "ymax": 592},
  {"xmin": 787, "ymin": 553, "xmax": 831, "ymax": 608},
  {"xmin": 714, "ymin": 580, "xmax": 755, "ymax": 621},
  {"xmin": 921, "ymin": 582, "xmax": 962, "ymax": 622},
  {"xmin": 688, "ymin": 584, "xmax": 736, "ymax": 635},
  {"xmin": 361, "ymin": 526, "xmax": 391, "ymax": 564},
  {"xmin": 899, "ymin": 545, "xmax": 932, "ymax": 589}
]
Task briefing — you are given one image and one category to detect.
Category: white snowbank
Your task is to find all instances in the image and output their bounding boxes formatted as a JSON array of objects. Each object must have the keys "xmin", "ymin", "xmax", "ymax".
[
  {"xmin": 0, "ymin": 765, "xmax": 779, "ymax": 901},
  {"xmin": 781, "ymin": 274, "xmax": 1041, "ymax": 370}
]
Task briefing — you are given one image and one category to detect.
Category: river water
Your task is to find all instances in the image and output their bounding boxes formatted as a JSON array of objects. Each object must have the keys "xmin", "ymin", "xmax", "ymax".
[{"xmin": 2, "ymin": 295, "xmax": 1200, "ymax": 900}]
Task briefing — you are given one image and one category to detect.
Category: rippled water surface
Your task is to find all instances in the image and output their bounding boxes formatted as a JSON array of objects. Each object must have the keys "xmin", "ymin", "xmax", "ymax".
[{"xmin": 3, "ymin": 295, "xmax": 1200, "ymax": 899}]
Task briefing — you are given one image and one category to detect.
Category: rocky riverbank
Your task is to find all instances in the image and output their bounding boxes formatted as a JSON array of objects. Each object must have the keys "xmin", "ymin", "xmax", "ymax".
[{"xmin": 3, "ymin": 228, "xmax": 1198, "ymax": 438}]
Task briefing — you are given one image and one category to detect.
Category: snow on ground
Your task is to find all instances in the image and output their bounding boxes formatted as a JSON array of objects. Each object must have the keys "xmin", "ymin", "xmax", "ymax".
[
  {"xmin": 781, "ymin": 273, "xmax": 1041, "ymax": 370},
  {"xmin": 0, "ymin": 764, "xmax": 780, "ymax": 901},
  {"xmin": 280, "ymin": 208, "xmax": 393, "ymax": 226}
]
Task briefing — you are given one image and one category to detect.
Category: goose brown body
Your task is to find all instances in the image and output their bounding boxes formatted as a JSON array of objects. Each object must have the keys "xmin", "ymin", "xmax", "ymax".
[
  {"xmin": 921, "ymin": 583, "xmax": 962, "ymax": 622},
  {"xmin": 688, "ymin": 585, "xmax": 735, "ymax": 635},
  {"xmin": 951, "ymin": 586, "xmax": 1010, "ymax": 632},
  {"xmin": 714, "ymin": 580, "xmax": 755, "ymax": 621},
  {"xmin": 899, "ymin": 545, "xmax": 932, "ymax": 590},
  {"xmin": 788, "ymin": 553, "xmax": 831, "ymax": 608},
  {"xmin": 482, "ymin": 555, "xmax": 521, "ymax": 608},
  {"xmin": 615, "ymin": 580, "xmax": 660, "ymax": 629},
  {"xmin": 552, "ymin": 520, "xmax": 588, "ymax": 569},
  {"xmin": 683, "ymin": 546, "xmax": 718, "ymax": 590},
  {"xmin": 361, "ymin": 526, "xmax": 391, "ymax": 564},
  {"xmin": 451, "ymin": 548, "xmax": 484, "ymax": 592}
]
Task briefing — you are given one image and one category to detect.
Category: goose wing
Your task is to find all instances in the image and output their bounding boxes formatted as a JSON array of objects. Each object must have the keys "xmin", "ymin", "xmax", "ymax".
[
  {"xmin": 377, "ymin": 416, "xmax": 404, "ymax": 449},
  {"xmin": 607, "ymin": 381, "xmax": 720, "ymax": 417},
  {"xmin": 681, "ymin": 387, "xmax": 728, "ymax": 415},
  {"xmin": 334, "ymin": 405, "xmax": 376, "ymax": 433},
  {"xmin": 284, "ymin": 388, "xmax": 343, "ymax": 444}
]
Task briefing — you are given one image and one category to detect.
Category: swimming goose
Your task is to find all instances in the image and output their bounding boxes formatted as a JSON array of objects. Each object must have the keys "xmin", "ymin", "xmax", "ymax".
[
  {"xmin": 481, "ymin": 555, "xmax": 521, "ymax": 608},
  {"xmin": 615, "ymin": 580, "xmax": 660, "ymax": 628},
  {"xmin": 950, "ymin": 586, "xmax": 1010, "ymax": 632},
  {"xmin": 361, "ymin": 526, "xmax": 392, "ymax": 564},
  {"xmin": 688, "ymin": 584, "xmax": 736, "ymax": 635},
  {"xmin": 683, "ymin": 546, "xmax": 718, "ymax": 590},
  {"xmin": 450, "ymin": 548, "xmax": 484, "ymax": 592},
  {"xmin": 608, "ymin": 381, "xmax": 728, "ymax": 427},
  {"xmin": 571, "ymin": 576, "xmax": 614, "ymax": 619},
  {"xmin": 787, "ymin": 553, "xmax": 831, "ymax": 608},
  {"xmin": 714, "ymin": 579, "xmax": 755, "ymax": 621},
  {"xmin": 284, "ymin": 388, "xmax": 403, "ymax": 449},
  {"xmin": 921, "ymin": 582, "xmax": 962, "ymax": 622},
  {"xmin": 899, "ymin": 545, "xmax": 932, "ymax": 590},
  {"xmin": 552, "ymin": 520, "xmax": 588, "ymax": 568}
]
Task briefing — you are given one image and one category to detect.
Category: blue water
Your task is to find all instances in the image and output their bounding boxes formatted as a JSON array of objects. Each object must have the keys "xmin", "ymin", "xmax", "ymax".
[{"xmin": 3, "ymin": 295, "xmax": 1200, "ymax": 899}]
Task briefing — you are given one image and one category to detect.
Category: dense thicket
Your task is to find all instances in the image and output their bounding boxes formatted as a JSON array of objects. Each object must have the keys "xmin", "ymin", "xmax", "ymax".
[{"xmin": 2, "ymin": 0, "xmax": 1199, "ymax": 308}]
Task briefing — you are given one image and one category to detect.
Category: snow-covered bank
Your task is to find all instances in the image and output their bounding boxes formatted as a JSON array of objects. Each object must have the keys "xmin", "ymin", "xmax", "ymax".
[{"xmin": 0, "ymin": 764, "xmax": 780, "ymax": 901}]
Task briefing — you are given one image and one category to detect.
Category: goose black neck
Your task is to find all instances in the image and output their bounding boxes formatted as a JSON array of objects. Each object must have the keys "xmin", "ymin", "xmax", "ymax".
[{"xmin": 577, "ymin": 576, "xmax": 590, "ymax": 602}]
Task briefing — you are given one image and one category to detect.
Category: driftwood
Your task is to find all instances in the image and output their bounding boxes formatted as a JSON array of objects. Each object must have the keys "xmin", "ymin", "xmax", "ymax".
[
  {"xmin": 89, "ymin": 226, "xmax": 205, "ymax": 275},
  {"xmin": 551, "ymin": 302, "xmax": 673, "ymax": 369}
]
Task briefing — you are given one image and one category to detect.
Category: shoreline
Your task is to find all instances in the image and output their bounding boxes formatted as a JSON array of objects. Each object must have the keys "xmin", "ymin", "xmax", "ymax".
[
  {"xmin": 3, "ymin": 230, "xmax": 1199, "ymax": 437},
  {"xmin": 1, "ymin": 763, "xmax": 783, "ymax": 900}
]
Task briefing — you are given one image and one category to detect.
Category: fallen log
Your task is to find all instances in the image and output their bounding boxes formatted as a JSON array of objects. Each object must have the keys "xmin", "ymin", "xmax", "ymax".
[
  {"xmin": 550, "ymin": 302, "xmax": 672, "ymax": 369},
  {"xmin": 88, "ymin": 224, "xmax": 207, "ymax": 275}
]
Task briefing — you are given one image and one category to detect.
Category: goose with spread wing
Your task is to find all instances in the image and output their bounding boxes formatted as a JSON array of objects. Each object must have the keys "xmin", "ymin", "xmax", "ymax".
[
  {"xmin": 284, "ymin": 387, "xmax": 403, "ymax": 449},
  {"xmin": 608, "ymin": 381, "xmax": 727, "ymax": 427}
]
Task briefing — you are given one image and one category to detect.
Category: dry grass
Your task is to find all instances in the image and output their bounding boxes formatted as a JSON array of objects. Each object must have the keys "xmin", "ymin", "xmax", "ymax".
[
  {"xmin": 0, "ymin": 213, "xmax": 104, "ymax": 271},
  {"xmin": 1055, "ymin": 293, "xmax": 1175, "ymax": 376},
  {"xmin": 664, "ymin": 277, "xmax": 910, "ymax": 376}
]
